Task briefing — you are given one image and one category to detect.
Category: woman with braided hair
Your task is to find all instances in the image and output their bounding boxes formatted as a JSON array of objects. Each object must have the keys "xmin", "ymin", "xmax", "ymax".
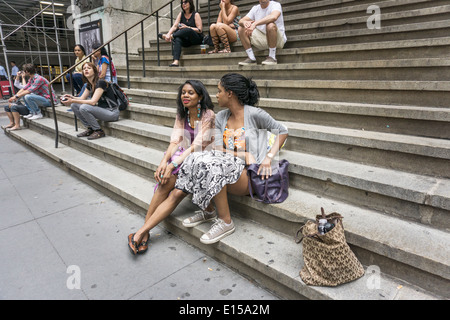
[{"xmin": 208, "ymin": 0, "xmax": 240, "ymax": 54}]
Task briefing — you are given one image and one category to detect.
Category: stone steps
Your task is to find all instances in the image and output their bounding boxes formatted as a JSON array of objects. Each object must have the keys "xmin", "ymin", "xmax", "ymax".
[
  {"xmin": 5, "ymin": 119, "xmax": 448, "ymax": 299},
  {"xmin": 137, "ymin": 37, "xmax": 450, "ymax": 65},
  {"xmin": 52, "ymin": 104, "xmax": 450, "ymax": 179},
  {"xmin": 123, "ymin": 58, "xmax": 450, "ymax": 81},
  {"xmin": 118, "ymin": 75, "xmax": 450, "ymax": 108},
  {"xmin": 45, "ymin": 109, "xmax": 450, "ymax": 233},
  {"xmin": 123, "ymin": 88, "xmax": 450, "ymax": 139},
  {"xmin": 4, "ymin": 0, "xmax": 449, "ymax": 300}
]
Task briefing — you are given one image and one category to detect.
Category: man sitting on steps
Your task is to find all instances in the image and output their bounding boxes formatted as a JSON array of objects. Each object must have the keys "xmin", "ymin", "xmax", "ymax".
[
  {"xmin": 8, "ymin": 63, "xmax": 57, "ymax": 121},
  {"xmin": 238, "ymin": 0, "xmax": 287, "ymax": 66}
]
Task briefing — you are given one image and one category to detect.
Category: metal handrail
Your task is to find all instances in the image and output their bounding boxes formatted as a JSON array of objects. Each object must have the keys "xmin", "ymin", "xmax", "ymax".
[{"xmin": 48, "ymin": 0, "xmax": 210, "ymax": 147}]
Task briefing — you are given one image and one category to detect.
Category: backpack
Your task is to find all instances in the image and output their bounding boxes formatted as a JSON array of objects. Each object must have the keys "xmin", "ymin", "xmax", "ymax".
[{"xmin": 105, "ymin": 81, "xmax": 129, "ymax": 111}]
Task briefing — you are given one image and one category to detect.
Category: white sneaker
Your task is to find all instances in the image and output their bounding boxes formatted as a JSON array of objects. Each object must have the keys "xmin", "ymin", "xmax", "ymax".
[
  {"xmin": 23, "ymin": 114, "xmax": 34, "ymax": 119},
  {"xmin": 200, "ymin": 218, "xmax": 235, "ymax": 244},
  {"xmin": 182, "ymin": 209, "xmax": 217, "ymax": 227},
  {"xmin": 29, "ymin": 113, "xmax": 43, "ymax": 120}
]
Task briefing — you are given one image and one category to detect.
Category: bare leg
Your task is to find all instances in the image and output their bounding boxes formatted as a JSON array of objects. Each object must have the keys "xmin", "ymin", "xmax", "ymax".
[
  {"xmin": 208, "ymin": 24, "xmax": 220, "ymax": 53},
  {"xmin": 238, "ymin": 26, "xmax": 251, "ymax": 50},
  {"xmin": 133, "ymin": 188, "xmax": 189, "ymax": 244},
  {"xmin": 213, "ymin": 169, "xmax": 250, "ymax": 224},
  {"xmin": 4, "ymin": 111, "xmax": 15, "ymax": 128},
  {"xmin": 266, "ymin": 22, "xmax": 278, "ymax": 48}
]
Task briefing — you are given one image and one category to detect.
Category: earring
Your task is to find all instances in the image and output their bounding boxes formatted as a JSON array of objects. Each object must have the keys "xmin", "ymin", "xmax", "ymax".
[{"xmin": 197, "ymin": 102, "xmax": 201, "ymax": 118}]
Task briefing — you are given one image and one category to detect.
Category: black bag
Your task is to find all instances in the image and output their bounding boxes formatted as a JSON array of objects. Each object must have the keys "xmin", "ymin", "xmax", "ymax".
[
  {"xmin": 203, "ymin": 34, "xmax": 214, "ymax": 46},
  {"xmin": 105, "ymin": 82, "xmax": 129, "ymax": 111}
]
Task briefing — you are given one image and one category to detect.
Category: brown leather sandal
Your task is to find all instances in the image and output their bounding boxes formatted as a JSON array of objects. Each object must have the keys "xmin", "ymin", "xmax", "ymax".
[
  {"xmin": 137, "ymin": 234, "xmax": 150, "ymax": 254},
  {"xmin": 128, "ymin": 233, "xmax": 139, "ymax": 255}
]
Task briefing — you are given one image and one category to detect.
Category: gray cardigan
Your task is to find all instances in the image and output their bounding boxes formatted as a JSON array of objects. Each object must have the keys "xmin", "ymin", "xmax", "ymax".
[{"xmin": 214, "ymin": 105, "xmax": 288, "ymax": 164}]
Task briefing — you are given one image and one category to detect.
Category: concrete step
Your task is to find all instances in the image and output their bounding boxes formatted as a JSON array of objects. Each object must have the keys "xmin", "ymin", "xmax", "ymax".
[
  {"xmin": 123, "ymin": 88, "xmax": 450, "ymax": 139},
  {"xmin": 53, "ymin": 104, "xmax": 450, "ymax": 178},
  {"xmin": 117, "ymin": 75, "xmax": 450, "ymax": 108},
  {"xmin": 150, "ymin": 6, "xmax": 450, "ymax": 53},
  {"xmin": 121, "ymin": 58, "xmax": 450, "ymax": 81},
  {"xmin": 34, "ymin": 112, "xmax": 450, "ymax": 232},
  {"xmin": 138, "ymin": 37, "xmax": 450, "ymax": 66},
  {"xmin": 5, "ymin": 124, "xmax": 448, "ymax": 299}
]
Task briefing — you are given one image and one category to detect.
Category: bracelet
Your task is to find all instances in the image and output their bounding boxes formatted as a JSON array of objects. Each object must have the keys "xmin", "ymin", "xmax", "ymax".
[{"xmin": 171, "ymin": 161, "xmax": 179, "ymax": 168}]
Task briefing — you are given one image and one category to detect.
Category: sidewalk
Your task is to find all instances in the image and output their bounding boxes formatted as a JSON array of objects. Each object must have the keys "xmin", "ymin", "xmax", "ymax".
[{"xmin": 0, "ymin": 115, "xmax": 279, "ymax": 300}]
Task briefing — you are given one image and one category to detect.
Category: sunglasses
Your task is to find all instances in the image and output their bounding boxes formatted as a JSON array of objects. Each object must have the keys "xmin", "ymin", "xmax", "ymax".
[{"xmin": 181, "ymin": 1, "xmax": 188, "ymax": 4}]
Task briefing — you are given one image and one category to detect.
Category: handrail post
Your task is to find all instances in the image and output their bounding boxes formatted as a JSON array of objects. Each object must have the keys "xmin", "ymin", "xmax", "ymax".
[
  {"xmin": 48, "ymin": 83, "xmax": 59, "ymax": 148},
  {"xmin": 69, "ymin": 72, "xmax": 78, "ymax": 131},
  {"xmin": 125, "ymin": 31, "xmax": 130, "ymax": 89},
  {"xmin": 141, "ymin": 21, "xmax": 146, "ymax": 77},
  {"xmin": 156, "ymin": 11, "xmax": 160, "ymax": 67}
]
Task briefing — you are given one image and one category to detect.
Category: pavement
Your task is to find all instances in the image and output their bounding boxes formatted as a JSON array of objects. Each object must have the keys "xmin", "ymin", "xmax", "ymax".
[{"xmin": 0, "ymin": 113, "xmax": 279, "ymax": 301}]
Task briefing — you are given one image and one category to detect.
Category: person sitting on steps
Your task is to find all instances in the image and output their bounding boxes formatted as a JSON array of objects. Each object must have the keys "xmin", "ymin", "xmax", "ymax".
[
  {"xmin": 238, "ymin": 0, "xmax": 287, "ymax": 66},
  {"xmin": 61, "ymin": 62, "xmax": 120, "ymax": 140},
  {"xmin": 208, "ymin": 0, "xmax": 240, "ymax": 54},
  {"xmin": 159, "ymin": 0, "xmax": 204, "ymax": 67},
  {"xmin": 128, "ymin": 80, "xmax": 216, "ymax": 255}
]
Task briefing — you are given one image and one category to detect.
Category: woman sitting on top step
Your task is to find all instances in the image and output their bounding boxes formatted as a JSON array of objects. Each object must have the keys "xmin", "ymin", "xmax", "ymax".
[{"xmin": 159, "ymin": 0, "xmax": 204, "ymax": 67}]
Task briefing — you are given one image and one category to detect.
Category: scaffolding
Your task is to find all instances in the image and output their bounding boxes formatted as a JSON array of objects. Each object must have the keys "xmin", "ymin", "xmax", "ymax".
[{"xmin": 0, "ymin": 0, "xmax": 75, "ymax": 95}]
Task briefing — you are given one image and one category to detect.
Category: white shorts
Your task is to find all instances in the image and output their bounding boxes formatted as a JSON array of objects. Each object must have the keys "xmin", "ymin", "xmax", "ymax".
[{"xmin": 250, "ymin": 27, "xmax": 286, "ymax": 50}]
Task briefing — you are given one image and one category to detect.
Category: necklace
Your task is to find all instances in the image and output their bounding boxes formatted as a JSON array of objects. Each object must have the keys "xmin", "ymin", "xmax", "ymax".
[{"xmin": 186, "ymin": 104, "xmax": 201, "ymax": 128}]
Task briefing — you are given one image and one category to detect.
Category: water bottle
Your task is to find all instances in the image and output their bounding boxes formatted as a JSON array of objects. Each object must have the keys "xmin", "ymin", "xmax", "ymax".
[
  {"xmin": 318, "ymin": 218, "xmax": 328, "ymax": 235},
  {"xmin": 318, "ymin": 219, "xmax": 335, "ymax": 234}
]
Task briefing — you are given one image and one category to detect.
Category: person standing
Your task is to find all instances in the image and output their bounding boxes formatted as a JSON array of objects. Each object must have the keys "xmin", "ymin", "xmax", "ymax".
[
  {"xmin": 238, "ymin": 0, "xmax": 287, "ymax": 66},
  {"xmin": 0, "ymin": 64, "xmax": 7, "ymax": 80}
]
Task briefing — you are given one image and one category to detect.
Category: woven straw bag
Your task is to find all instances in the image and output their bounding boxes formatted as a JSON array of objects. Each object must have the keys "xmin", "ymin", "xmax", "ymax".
[{"xmin": 295, "ymin": 208, "xmax": 365, "ymax": 287}]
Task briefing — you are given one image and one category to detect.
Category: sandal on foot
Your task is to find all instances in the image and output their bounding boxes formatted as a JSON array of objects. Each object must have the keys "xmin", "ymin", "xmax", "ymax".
[
  {"xmin": 138, "ymin": 235, "xmax": 150, "ymax": 254},
  {"xmin": 1, "ymin": 124, "xmax": 14, "ymax": 129},
  {"xmin": 128, "ymin": 233, "xmax": 139, "ymax": 255}
]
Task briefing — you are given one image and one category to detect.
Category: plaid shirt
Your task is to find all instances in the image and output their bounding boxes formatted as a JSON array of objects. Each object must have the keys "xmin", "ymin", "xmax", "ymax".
[{"xmin": 23, "ymin": 74, "xmax": 58, "ymax": 104}]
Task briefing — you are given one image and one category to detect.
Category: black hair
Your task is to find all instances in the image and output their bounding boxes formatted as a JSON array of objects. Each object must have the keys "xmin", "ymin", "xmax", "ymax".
[
  {"xmin": 220, "ymin": 73, "xmax": 260, "ymax": 106},
  {"xmin": 176, "ymin": 80, "xmax": 214, "ymax": 119},
  {"xmin": 92, "ymin": 44, "xmax": 109, "ymax": 57},
  {"xmin": 74, "ymin": 44, "xmax": 86, "ymax": 56},
  {"xmin": 181, "ymin": 0, "xmax": 195, "ymax": 13}
]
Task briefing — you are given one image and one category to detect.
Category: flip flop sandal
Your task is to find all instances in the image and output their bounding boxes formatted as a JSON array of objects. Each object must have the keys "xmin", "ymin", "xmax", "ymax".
[
  {"xmin": 137, "ymin": 240, "xmax": 149, "ymax": 254},
  {"xmin": 128, "ymin": 233, "xmax": 139, "ymax": 255},
  {"xmin": 137, "ymin": 232, "xmax": 150, "ymax": 254},
  {"xmin": 1, "ymin": 125, "xmax": 14, "ymax": 129}
]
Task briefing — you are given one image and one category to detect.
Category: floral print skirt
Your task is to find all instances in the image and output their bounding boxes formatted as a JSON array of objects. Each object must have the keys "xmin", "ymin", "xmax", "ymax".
[{"xmin": 175, "ymin": 150, "xmax": 245, "ymax": 210}]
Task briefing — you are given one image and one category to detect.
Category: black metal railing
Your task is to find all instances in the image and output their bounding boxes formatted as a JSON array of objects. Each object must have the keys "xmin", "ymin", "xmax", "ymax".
[{"xmin": 47, "ymin": 0, "xmax": 213, "ymax": 148}]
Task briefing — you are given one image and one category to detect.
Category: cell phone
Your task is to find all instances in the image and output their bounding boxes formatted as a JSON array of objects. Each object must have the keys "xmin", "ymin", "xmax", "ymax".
[
  {"xmin": 178, "ymin": 23, "xmax": 183, "ymax": 28},
  {"xmin": 60, "ymin": 96, "xmax": 68, "ymax": 102}
]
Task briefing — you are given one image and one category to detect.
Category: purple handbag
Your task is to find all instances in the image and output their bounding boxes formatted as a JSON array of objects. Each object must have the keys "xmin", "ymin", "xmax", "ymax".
[{"xmin": 247, "ymin": 159, "xmax": 289, "ymax": 204}]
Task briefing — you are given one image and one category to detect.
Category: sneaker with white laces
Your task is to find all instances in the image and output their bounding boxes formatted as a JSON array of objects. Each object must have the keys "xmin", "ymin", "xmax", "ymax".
[
  {"xmin": 23, "ymin": 114, "xmax": 34, "ymax": 119},
  {"xmin": 238, "ymin": 58, "xmax": 257, "ymax": 66},
  {"xmin": 29, "ymin": 113, "xmax": 43, "ymax": 120},
  {"xmin": 200, "ymin": 218, "xmax": 235, "ymax": 244},
  {"xmin": 262, "ymin": 56, "xmax": 277, "ymax": 65},
  {"xmin": 182, "ymin": 209, "xmax": 217, "ymax": 227}
]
